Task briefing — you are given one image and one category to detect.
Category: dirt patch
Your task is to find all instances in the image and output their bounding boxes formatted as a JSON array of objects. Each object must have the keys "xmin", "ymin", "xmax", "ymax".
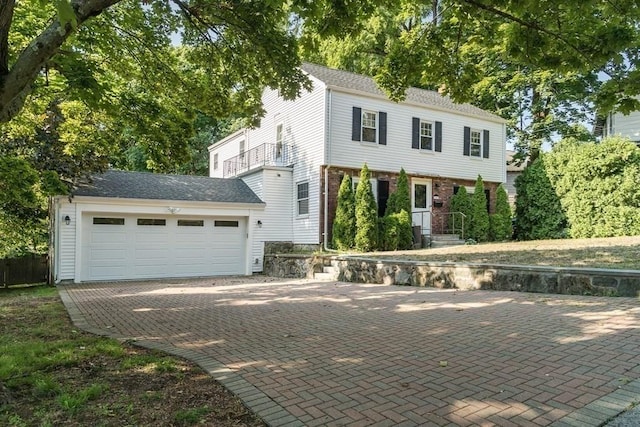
[{"xmin": 0, "ymin": 287, "xmax": 265, "ymax": 427}]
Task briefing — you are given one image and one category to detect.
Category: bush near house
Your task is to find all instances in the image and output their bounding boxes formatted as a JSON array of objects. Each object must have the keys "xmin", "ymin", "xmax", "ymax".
[
  {"xmin": 381, "ymin": 168, "xmax": 413, "ymax": 251},
  {"xmin": 332, "ymin": 174, "xmax": 356, "ymax": 250},
  {"xmin": 490, "ymin": 184, "xmax": 512, "ymax": 241},
  {"xmin": 543, "ymin": 137, "xmax": 640, "ymax": 238},
  {"xmin": 467, "ymin": 175, "xmax": 490, "ymax": 242},
  {"xmin": 354, "ymin": 164, "xmax": 378, "ymax": 252},
  {"xmin": 514, "ymin": 156, "xmax": 567, "ymax": 240},
  {"xmin": 449, "ymin": 185, "xmax": 472, "ymax": 237}
]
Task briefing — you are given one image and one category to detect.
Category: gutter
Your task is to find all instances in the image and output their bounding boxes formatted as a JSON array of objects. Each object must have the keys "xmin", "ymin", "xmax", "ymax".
[{"xmin": 323, "ymin": 88, "xmax": 337, "ymax": 253}]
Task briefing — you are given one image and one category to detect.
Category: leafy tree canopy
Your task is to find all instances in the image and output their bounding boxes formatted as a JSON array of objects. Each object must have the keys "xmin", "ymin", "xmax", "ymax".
[{"xmin": 300, "ymin": 0, "xmax": 640, "ymax": 159}]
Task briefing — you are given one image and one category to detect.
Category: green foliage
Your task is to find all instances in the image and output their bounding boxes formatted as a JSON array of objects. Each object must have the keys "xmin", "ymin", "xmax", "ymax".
[
  {"xmin": 466, "ymin": 176, "xmax": 490, "ymax": 242},
  {"xmin": 449, "ymin": 186, "xmax": 472, "ymax": 237},
  {"xmin": 385, "ymin": 168, "xmax": 410, "ymax": 215},
  {"xmin": 354, "ymin": 164, "xmax": 378, "ymax": 252},
  {"xmin": 381, "ymin": 168, "xmax": 412, "ymax": 250},
  {"xmin": 514, "ymin": 157, "xmax": 567, "ymax": 240},
  {"xmin": 380, "ymin": 210, "xmax": 413, "ymax": 251},
  {"xmin": 174, "ymin": 406, "xmax": 211, "ymax": 425},
  {"xmin": 300, "ymin": 1, "xmax": 640, "ymax": 159},
  {"xmin": 544, "ymin": 137, "xmax": 640, "ymax": 238},
  {"xmin": 332, "ymin": 174, "xmax": 356, "ymax": 250},
  {"xmin": 490, "ymin": 184, "xmax": 512, "ymax": 241}
]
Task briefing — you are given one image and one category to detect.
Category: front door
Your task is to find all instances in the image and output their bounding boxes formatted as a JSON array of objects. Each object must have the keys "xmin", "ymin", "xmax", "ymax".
[{"xmin": 412, "ymin": 178, "xmax": 432, "ymax": 235}]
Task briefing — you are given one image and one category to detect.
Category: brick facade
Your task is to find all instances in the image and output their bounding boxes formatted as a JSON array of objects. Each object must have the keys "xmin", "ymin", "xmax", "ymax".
[{"xmin": 320, "ymin": 166, "xmax": 499, "ymax": 245}]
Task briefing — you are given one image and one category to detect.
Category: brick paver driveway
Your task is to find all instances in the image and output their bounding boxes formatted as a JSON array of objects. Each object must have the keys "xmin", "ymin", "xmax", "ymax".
[{"xmin": 59, "ymin": 277, "xmax": 640, "ymax": 427}]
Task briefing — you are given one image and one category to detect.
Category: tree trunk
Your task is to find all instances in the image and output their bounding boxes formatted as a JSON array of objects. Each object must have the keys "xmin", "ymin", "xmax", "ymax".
[{"xmin": 0, "ymin": 0, "xmax": 121, "ymax": 124}]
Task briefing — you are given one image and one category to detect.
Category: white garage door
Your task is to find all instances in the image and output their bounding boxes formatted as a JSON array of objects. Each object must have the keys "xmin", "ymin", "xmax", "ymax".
[{"xmin": 81, "ymin": 214, "xmax": 246, "ymax": 281}]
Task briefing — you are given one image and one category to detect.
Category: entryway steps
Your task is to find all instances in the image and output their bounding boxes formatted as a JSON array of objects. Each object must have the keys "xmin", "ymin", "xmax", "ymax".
[
  {"xmin": 430, "ymin": 234, "xmax": 466, "ymax": 248},
  {"xmin": 313, "ymin": 265, "xmax": 339, "ymax": 281}
]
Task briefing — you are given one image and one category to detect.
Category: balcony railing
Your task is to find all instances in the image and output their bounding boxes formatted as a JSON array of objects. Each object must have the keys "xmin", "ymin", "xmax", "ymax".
[{"xmin": 223, "ymin": 143, "xmax": 293, "ymax": 178}]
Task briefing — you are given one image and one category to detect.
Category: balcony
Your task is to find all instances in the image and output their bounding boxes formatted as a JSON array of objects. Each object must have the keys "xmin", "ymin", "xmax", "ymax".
[{"xmin": 223, "ymin": 143, "xmax": 293, "ymax": 178}]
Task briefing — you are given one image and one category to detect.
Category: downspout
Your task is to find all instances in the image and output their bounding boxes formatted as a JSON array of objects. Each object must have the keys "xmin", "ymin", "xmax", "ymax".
[{"xmin": 323, "ymin": 88, "xmax": 337, "ymax": 252}]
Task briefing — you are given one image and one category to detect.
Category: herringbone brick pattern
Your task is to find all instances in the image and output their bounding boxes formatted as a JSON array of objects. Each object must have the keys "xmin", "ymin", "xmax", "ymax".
[{"xmin": 61, "ymin": 278, "xmax": 640, "ymax": 426}]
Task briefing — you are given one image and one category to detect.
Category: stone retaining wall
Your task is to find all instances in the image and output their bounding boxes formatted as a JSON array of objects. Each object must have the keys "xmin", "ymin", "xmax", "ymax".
[{"xmin": 264, "ymin": 254, "xmax": 640, "ymax": 297}]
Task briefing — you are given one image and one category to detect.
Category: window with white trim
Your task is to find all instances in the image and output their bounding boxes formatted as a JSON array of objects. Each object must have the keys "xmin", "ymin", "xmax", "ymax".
[
  {"xmin": 275, "ymin": 123, "xmax": 283, "ymax": 159},
  {"xmin": 470, "ymin": 130, "xmax": 482, "ymax": 157},
  {"xmin": 297, "ymin": 181, "xmax": 309, "ymax": 216},
  {"xmin": 361, "ymin": 111, "xmax": 377, "ymax": 143},
  {"xmin": 213, "ymin": 153, "xmax": 219, "ymax": 170},
  {"xmin": 420, "ymin": 121, "xmax": 433, "ymax": 150}
]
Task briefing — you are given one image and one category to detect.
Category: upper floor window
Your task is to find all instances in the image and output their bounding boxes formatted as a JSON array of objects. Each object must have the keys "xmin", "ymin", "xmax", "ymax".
[
  {"xmin": 412, "ymin": 118, "xmax": 442, "ymax": 152},
  {"xmin": 275, "ymin": 123, "xmax": 283, "ymax": 159},
  {"xmin": 297, "ymin": 181, "xmax": 309, "ymax": 216},
  {"xmin": 420, "ymin": 121, "xmax": 433, "ymax": 150},
  {"xmin": 362, "ymin": 111, "xmax": 377, "ymax": 143},
  {"xmin": 470, "ymin": 130, "xmax": 481, "ymax": 157},
  {"xmin": 463, "ymin": 127, "xmax": 489, "ymax": 159},
  {"xmin": 213, "ymin": 153, "xmax": 219, "ymax": 170},
  {"xmin": 352, "ymin": 107, "xmax": 387, "ymax": 145}
]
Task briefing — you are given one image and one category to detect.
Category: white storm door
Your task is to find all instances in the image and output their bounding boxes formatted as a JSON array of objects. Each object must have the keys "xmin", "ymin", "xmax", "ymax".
[{"xmin": 412, "ymin": 178, "xmax": 432, "ymax": 235}]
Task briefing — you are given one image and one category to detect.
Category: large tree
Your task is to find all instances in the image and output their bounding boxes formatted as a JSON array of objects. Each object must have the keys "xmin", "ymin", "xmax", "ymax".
[{"xmin": 301, "ymin": 0, "xmax": 640, "ymax": 160}]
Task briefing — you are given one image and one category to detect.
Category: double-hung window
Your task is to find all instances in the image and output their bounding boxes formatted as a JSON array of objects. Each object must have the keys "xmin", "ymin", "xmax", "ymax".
[
  {"xmin": 361, "ymin": 111, "xmax": 377, "ymax": 143},
  {"xmin": 239, "ymin": 140, "xmax": 246, "ymax": 165},
  {"xmin": 213, "ymin": 153, "xmax": 219, "ymax": 170},
  {"xmin": 470, "ymin": 130, "xmax": 482, "ymax": 157},
  {"xmin": 463, "ymin": 127, "xmax": 489, "ymax": 158},
  {"xmin": 420, "ymin": 121, "xmax": 433, "ymax": 150},
  {"xmin": 297, "ymin": 181, "xmax": 309, "ymax": 216}
]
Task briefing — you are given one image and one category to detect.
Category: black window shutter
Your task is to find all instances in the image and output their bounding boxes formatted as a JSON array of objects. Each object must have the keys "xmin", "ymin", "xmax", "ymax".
[
  {"xmin": 352, "ymin": 107, "xmax": 361, "ymax": 141},
  {"xmin": 483, "ymin": 129, "xmax": 490, "ymax": 158},
  {"xmin": 379, "ymin": 112, "xmax": 387, "ymax": 145},
  {"xmin": 463, "ymin": 126, "xmax": 471, "ymax": 156},
  {"xmin": 435, "ymin": 121, "xmax": 442, "ymax": 152},
  {"xmin": 412, "ymin": 117, "xmax": 420, "ymax": 149}
]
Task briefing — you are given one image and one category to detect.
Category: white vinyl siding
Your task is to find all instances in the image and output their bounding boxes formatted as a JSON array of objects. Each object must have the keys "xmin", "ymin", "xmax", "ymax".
[
  {"xmin": 242, "ymin": 169, "xmax": 293, "ymax": 272},
  {"xmin": 329, "ymin": 91, "xmax": 505, "ymax": 184},
  {"xmin": 606, "ymin": 111, "xmax": 640, "ymax": 142},
  {"xmin": 208, "ymin": 75, "xmax": 325, "ymax": 244},
  {"xmin": 56, "ymin": 202, "xmax": 77, "ymax": 281}
]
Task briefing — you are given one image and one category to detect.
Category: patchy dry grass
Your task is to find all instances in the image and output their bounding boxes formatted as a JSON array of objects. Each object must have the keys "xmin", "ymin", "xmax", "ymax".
[
  {"xmin": 0, "ymin": 285, "xmax": 264, "ymax": 427},
  {"xmin": 367, "ymin": 236, "xmax": 640, "ymax": 270}
]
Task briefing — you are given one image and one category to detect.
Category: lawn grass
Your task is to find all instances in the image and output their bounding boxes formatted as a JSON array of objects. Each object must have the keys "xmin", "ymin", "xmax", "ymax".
[
  {"xmin": 367, "ymin": 236, "xmax": 640, "ymax": 270},
  {"xmin": 0, "ymin": 285, "xmax": 264, "ymax": 427}
]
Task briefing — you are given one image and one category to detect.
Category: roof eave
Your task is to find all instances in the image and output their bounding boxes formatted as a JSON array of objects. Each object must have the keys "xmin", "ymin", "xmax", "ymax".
[{"xmin": 59, "ymin": 195, "xmax": 265, "ymax": 210}]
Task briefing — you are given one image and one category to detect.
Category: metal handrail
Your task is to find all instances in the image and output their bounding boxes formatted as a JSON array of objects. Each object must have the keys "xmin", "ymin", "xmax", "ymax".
[
  {"xmin": 223, "ymin": 143, "xmax": 293, "ymax": 178},
  {"xmin": 431, "ymin": 211, "xmax": 466, "ymax": 239}
]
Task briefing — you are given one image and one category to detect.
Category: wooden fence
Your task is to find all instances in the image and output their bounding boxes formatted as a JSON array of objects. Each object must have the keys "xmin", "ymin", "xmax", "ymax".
[{"xmin": 1, "ymin": 254, "xmax": 49, "ymax": 287}]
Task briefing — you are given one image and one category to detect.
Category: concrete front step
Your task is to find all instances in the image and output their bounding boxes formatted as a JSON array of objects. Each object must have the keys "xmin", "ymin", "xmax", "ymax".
[{"xmin": 431, "ymin": 234, "xmax": 464, "ymax": 241}]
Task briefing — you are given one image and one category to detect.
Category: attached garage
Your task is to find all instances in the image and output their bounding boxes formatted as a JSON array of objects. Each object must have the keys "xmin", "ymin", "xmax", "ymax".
[{"xmin": 53, "ymin": 170, "xmax": 265, "ymax": 283}]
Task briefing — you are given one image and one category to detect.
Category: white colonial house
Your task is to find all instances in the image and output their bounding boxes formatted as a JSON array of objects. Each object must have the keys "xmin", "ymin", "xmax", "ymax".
[
  {"xmin": 52, "ymin": 63, "xmax": 507, "ymax": 283},
  {"xmin": 209, "ymin": 63, "xmax": 507, "ymax": 272}
]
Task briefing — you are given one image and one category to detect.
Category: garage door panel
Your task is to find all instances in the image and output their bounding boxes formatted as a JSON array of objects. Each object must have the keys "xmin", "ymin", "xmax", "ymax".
[{"xmin": 83, "ymin": 214, "xmax": 246, "ymax": 281}]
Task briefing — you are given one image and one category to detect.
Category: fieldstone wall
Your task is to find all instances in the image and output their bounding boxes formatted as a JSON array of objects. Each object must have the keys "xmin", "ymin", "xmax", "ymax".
[
  {"xmin": 264, "ymin": 254, "xmax": 640, "ymax": 297},
  {"xmin": 263, "ymin": 254, "xmax": 324, "ymax": 278}
]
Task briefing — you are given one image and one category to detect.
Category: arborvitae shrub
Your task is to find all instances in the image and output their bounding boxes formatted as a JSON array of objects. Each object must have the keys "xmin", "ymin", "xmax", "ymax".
[{"xmin": 332, "ymin": 174, "xmax": 356, "ymax": 250}]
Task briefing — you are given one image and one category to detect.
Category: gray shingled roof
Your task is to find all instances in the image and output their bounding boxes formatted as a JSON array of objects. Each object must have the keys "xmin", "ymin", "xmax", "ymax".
[
  {"xmin": 301, "ymin": 63, "xmax": 505, "ymax": 122},
  {"xmin": 73, "ymin": 170, "xmax": 264, "ymax": 205}
]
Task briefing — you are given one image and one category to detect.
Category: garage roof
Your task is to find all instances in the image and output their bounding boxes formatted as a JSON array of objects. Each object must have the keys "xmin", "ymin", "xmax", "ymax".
[{"xmin": 73, "ymin": 170, "xmax": 264, "ymax": 204}]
